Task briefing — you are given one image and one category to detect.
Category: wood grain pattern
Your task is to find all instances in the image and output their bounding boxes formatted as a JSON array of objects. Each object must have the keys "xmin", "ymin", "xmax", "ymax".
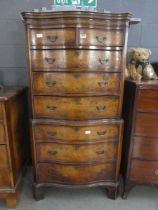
[
  {"xmin": 79, "ymin": 29, "xmax": 125, "ymax": 47},
  {"xmin": 0, "ymin": 87, "xmax": 28, "ymax": 208},
  {"xmin": 37, "ymin": 162, "xmax": 116, "ymax": 184},
  {"xmin": 33, "ymin": 120, "xmax": 122, "ymax": 142},
  {"xmin": 0, "ymin": 123, "xmax": 5, "ymax": 144},
  {"xmin": 132, "ymin": 137, "xmax": 158, "ymax": 160},
  {"xmin": 31, "ymin": 50, "xmax": 123, "ymax": 71},
  {"xmin": 36, "ymin": 142, "xmax": 118, "ymax": 163},
  {"xmin": 122, "ymin": 80, "xmax": 158, "ymax": 199},
  {"xmin": 31, "ymin": 29, "xmax": 76, "ymax": 46},
  {"xmin": 137, "ymin": 89, "xmax": 158, "ymax": 113},
  {"xmin": 22, "ymin": 11, "xmax": 131, "ymax": 200},
  {"xmin": 130, "ymin": 160, "xmax": 158, "ymax": 183},
  {"xmin": 0, "ymin": 146, "xmax": 11, "ymax": 187},
  {"xmin": 134, "ymin": 112, "xmax": 158, "ymax": 137},
  {"xmin": 0, "ymin": 104, "xmax": 3, "ymax": 120},
  {"xmin": 33, "ymin": 96, "xmax": 120, "ymax": 120},
  {"xmin": 32, "ymin": 72, "xmax": 121, "ymax": 96}
]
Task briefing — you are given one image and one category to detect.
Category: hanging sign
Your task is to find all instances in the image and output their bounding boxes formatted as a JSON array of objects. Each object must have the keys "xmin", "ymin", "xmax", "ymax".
[{"xmin": 54, "ymin": 0, "xmax": 97, "ymax": 7}]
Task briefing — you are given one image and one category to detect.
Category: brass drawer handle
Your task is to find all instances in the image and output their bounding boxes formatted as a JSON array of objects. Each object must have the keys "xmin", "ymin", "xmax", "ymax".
[
  {"xmin": 96, "ymin": 105, "xmax": 106, "ymax": 111},
  {"xmin": 155, "ymin": 169, "xmax": 158, "ymax": 176},
  {"xmin": 47, "ymin": 131, "xmax": 57, "ymax": 137},
  {"xmin": 96, "ymin": 36, "xmax": 107, "ymax": 43},
  {"xmin": 96, "ymin": 150, "xmax": 106, "ymax": 155},
  {"xmin": 99, "ymin": 58, "xmax": 109, "ymax": 65},
  {"xmin": 45, "ymin": 80, "xmax": 56, "ymax": 87},
  {"xmin": 47, "ymin": 105, "xmax": 57, "ymax": 111},
  {"xmin": 48, "ymin": 169, "xmax": 58, "ymax": 177},
  {"xmin": 73, "ymin": 165, "xmax": 81, "ymax": 169},
  {"xmin": 45, "ymin": 57, "xmax": 56, "ymax": 64},
  {"xmin": 73, "ymin": 73, "xmax": 81, "ymax": 79},
  {"xmin": 74, "ymin": 144, "xmax": 80, "ymax": 150},
  {"xmin": 47, "ymin": 150, "xmax": 58, "ymax": 155},
  {"xmin": 97, "ymin": 131, "xmax": 106, "ymax": 136},
  {"xmin": 47, "ymin": 35, "xmax": 58, "ymax": 42},
  {"xmin": 96, "ymin": 171, "xmax": 104, "ymax": 178},
  {"xmin": 98, "ymin": 81, "xmax": 108, "ymax": 87},
  {"xmin": 74, "ymin": 50, "xmax": 81, "ymax": 56}
]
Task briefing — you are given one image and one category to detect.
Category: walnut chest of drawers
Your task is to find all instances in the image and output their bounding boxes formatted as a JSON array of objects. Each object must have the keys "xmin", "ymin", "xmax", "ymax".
[
  {"xmin": 22, "ymin": 11, "xmax": 131, "ymax": 200},
  {"xmin": 122, "ymin": 80, "xmax": 158, "ymax": 198},
  {"xmin": 0, "ymin": 87, "xmax": 28, "ymax": 208}
]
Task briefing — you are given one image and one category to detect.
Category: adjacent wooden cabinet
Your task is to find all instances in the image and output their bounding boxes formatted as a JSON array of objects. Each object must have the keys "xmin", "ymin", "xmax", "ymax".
[
  {"xmin": 122, "ymin": 80, "xmax": 158, "ymax": 199},
  {"xmin": 21, "ymin": 11, "xmax": 131, "ymax": 200},
  {"xmin": 0, "ymin": 87, "xmax": 28, "ymax": 208}
]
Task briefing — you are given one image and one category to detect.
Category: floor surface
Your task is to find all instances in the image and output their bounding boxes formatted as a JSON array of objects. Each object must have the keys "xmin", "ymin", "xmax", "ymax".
[{"xmin": 0, "ymin": 167, "xmax": 158, "ymax": 210}]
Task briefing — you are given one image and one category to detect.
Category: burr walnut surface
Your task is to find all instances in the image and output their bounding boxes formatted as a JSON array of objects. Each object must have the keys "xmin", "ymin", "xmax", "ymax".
[{"xmin": 22, "ymin": 11, "xmax": 132, "ymax": 200}]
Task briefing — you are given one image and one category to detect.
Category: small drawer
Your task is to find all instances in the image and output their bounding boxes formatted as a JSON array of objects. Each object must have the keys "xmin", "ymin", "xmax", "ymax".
[
  {"xmin": 130, "ymin": 160, "xmax": 158, "ymax": 183},
  {"xmin": 33, "ymin": 96, "xmax": 120, "ymax": 120},
  {"xmin": 36, "ymin": 162, "xmax": 116, "ymax": 184},
  {"xmin": 137, "ymin": 89, "xmax": 158, "ymax": 113},
  {"xmin": 0, "ymin": 123, "xmax": 5, "ymax": 144},
  {"xmin": 0, "ymin": 103, "xmax": 3, "ymax": 120},
  {"xmin": 31, "ymin": 50, "xmax": 123, "ymax": 72},
  {"xmin": 0, "ymin": 146, "xmax": 12, "ymax": 187},
  {"xmin": 132, "ymin": 137, "xmax": 158, "ymax": 160},
  {"xmin": 36, "ymin": 142, "xmax": 118, "ymax": 163},
  {"xmin": 30, "ymin": 29, "xmax": 76, "ymax": 46},
  {"xmin": 32, "ymin": 72, "xmax": 121, "ymax": 96},
  {"xmin": 33, "ymin": 120, "xmax": 123, "ymax": 142},
  {"xmin": 79, "ymin": 29, "xmax": 125, "ymax": 47},
  {"xmin": 135, "ymin": 113, "xmax": 158, "ymax": 137}
]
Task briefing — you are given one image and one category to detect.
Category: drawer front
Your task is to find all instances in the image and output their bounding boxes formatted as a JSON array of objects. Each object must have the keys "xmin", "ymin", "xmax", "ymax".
[
  {"xmin": 36, "ymin": 142, "xmax": 118, "ymax": 163},
  {"xmin": 135, "ymin": 113, "xmax": 158, "ymax": 137},
  {"xmin": 130, "ymin": 160, "xmax": 158, "ymax": 183},
  {"xmin": 79, "ymin": 29, "xmax": 125, "ymax": 47},
  {"xmin": 132, "ymin": 137, "xmax": 158, "ymax": 160},
  {"xmin": 30, "ymin": 29, "xmax": 76, "ymax": 46},
  {"xmin": 33, "ymin": 120, "xmax": 122, "ymax": 142},
  {"xmin": 33, "ymin": 96, "xmax": 120, "ymax": 120},
  {"xmin": 37, "ymin": 162, "xmax": 116, "ymax": 184},
  {"xmin": 32, "ymin": 72, "xmax": 121, "ymax": 96},
  {"xmin": 0, "ymin": 146, "xmax": 12, "ymax": 187},
  {"xmin": 31, "ymin": 50, "xmax": 122, "ymax": 72},
  {"xmin": 0, "ymin": 123, "xmax": 5, "ymax": 144},
  {"xmin": 0, "ymin": 103, "xmax": 3, "ymax": 120},
  {"xmin": 137, "ymin": 89, "xmax": 158, "ymax": 113}
]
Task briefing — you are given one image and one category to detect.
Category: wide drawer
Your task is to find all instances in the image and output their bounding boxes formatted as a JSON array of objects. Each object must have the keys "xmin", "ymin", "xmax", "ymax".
[
  {"xmin": 137, "ymin": 89, "xmax": 158, "ymax": 113},
  {"xmin": 32, "ymin": 72, "xmax": 121, "ymax": 96},
  {"xmin": 31, "ymin": 50, "xmax": 123, "ymax": 72},
  {"xmin": 130, "ymin": 160, "xmax": 158, "ymax": 183},
  {"xmin": 132, "ymin": 137, "xmax": 158, "ymax": 160},
  {"xmin": 33, "ymin": 120, "xmax": 123, "ymax": 142},
  {"xmin": 134, "ymin": 113, "xmax": 158, "ymax": 137},
  {"xmin": 33, "ymin": 96, "xmax": 120, "ymax": 120},
  {"xmin": 79, "ymin": 29, "xmax": 125, "ymax": 47},
  {"xmin": 0, "ymin": 123, "xmax": 5, "ymax": 144},
  {"xmin": 30, "ymin": 29, "xmax": 76, "ymax": 46},
  {"xmin": 0, "ymin": 103, "xmax": 3, "ymax": 120},
  {"xmin": 36, "ymin": 162, "xmax": 116, "ymax": 184},
  {"xmin": 36, "ymin": 142, "xmax": 118, "ymax": 163},
  {"xmin": 0, "ymin": 146, "xmax": 12, "ymax": 187}
]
